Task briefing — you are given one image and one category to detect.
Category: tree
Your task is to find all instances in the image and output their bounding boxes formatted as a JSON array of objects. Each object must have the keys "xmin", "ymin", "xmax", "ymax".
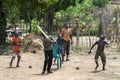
[
  {"xmin": 93, "ymin": 0, "xmax": 109, "ymax": 8},
  {"xmin": 40, "ymin": 0, "xmax": 83, "ymax": 34},
  {"xmin": 93, "ymin": 0, "xmax": 109, "ymax": 36},
  {"xmin": 0, "ymin": 0, "xmax": 7, "ymax": 45},
  {"xmin": 1, "ymin": 0, "xmax": 84, "ymax": 36}
]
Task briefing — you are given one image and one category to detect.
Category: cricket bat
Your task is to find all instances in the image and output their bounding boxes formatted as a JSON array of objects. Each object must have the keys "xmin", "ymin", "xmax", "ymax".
[{"xmin": 36, "ymin": 25, "xmax": 49, "ymax": 39}]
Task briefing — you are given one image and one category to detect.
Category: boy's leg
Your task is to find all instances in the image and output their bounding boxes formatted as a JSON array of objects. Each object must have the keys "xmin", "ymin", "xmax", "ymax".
[
  {"xmin": 16, "ymin": 51, "xmax": 21, "ymax": 67},
  {"xmin": 54, "ymin": 59, "xmax": 56, "ymax": 64},
  {"xmin": 42, "ymin": 52, "xmax": 48, "ymax": 74},
  {"xmin": 101, "ymin": 53, "xmax": 106, "ymax": 70},
  {"xmin": 94, "ymin": 54, "xmax": 99, "ymax": 70},
  {"xmin": 66, "ymin": 41, "xmax": 70, "ymax": 61},
  {"xmin": 62, "ymin": 54, "xmax": 65, "ymax": 62},
  {"xmin": 60, "ymin": 55, "xmax": 62, "ymax": 68},
  {"xmin": 95, "ymin": 61, "xmax": 99, "ymax": 70},
  {"xmin": 42, "ymin": 60, "xmax": 47, "ymax": 74},
  {"xmin": 66, "ymin": 53, "xmax": 69, "ymax": 61},
  {"xmin": 47, "ymin": 50, "xmax": 53, "ymax": 73},
  {"xmin": 62, "ymin": 40, "xmax": 67, "ymax": 61},
  {"xmin": 10, "ymin": 52, "xmax": 16, "ymax": 67},
  {"xmin": 10, "ymin": 56, "xmax": 15, "ymax": 67},
  {"xmin": 61, "ymin": 47, "xmax": 65, "ymax": 63}
]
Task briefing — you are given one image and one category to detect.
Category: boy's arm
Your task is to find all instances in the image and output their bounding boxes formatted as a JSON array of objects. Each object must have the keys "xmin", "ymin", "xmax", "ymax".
[
  {"xmin": 108, "ymin": 40, "xmax": 114, "ymax": 45},
  {"xmin": 70, "ymin": 29, "xmax": 73, "ymax": 45},
  {"xmin": 61, "ymin": 29, "xmax": 64, "ymax": 37},
  {"xmin": 105, "ymin": 41, "xmax": 112, "ymax": 47},
  {"xmin": 43, "ymin": 39, "xmax": 52, "ymax": 49},
  {"xmin": 70, "ymin": 34, "xmax": 73, "ymax": 45},
  {"xmin": 88, "ymin": 41, "xmax": 97, "ymax": 54},
  {"xmin": 12, "ymin": 37, "xmax": 21, "ymax": 46}
]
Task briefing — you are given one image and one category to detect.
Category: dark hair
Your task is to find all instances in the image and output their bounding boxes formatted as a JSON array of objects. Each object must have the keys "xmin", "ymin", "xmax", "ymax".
[
  {"xmin": 100, "ymin": 34, "xmax": 105, "ymax": 40},
  {"xmin": 64, "ymin": 23, "xmax": 68, "ymax": 26},
  {"xmin": 13, "ymin": 31, "xmax": 18, "ymax": 35}
]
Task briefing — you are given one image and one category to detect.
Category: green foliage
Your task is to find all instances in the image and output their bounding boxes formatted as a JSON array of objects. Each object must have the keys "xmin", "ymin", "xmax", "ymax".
[
  {"xmin": 54, "ymin": 0, "xmax": 83, "ymax": 12},
  {"xmin": 93, "ymin": 0, "xmax": 109, "ymax": 8},
  {"xmin": 65, "ymin": 0, "xmax": 93, "ymax": 20},
  {"xmin": 1, "ymin": 0, "xmax": 102, "ymax": 37},
  {"xmin": 89, "ymin": 29, "xmax": 98, "ymax": 36},
  {"xmin": 0, "ymin": 44, "xmax": 12, "ymax": 55},
  {"xmin": 24, "ymin": 40, "xmax": 32, "ymax": 51},
  {"xmin": 33, "ymin": 43, "xmax": 42, "ymax": 50},
  {"xmin": 0, "ymin": 0, "xmax": 7, "ymax": 45},
  {"xmin": 31, "ymin": 18, "xmax": 40, "ymax": 33},
  {"xmin": 53, "ymin": 0, "xmax": 96, "ymax": 34},
  {"xmin": 0, "ymin": 22, "xmax": 7, "ymax": 45}
]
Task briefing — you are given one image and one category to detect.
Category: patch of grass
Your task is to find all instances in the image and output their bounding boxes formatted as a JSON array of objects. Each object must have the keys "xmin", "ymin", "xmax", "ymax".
[
  {"xmin": 34, "ymin": 43, "xmax": 42, "ymax": 49},
  {"xmin": 24, "ymin": 40, "xmax": 32, "ymax": 46},
  {"xmin": 24, "ymin": 40, "xmax": 32, "ymax": 50},
  {"xmin": 71, "ymin": 46, "xmax": 83, "ymax": 53},
  {"xmin": 0, "ymin": 53, "xmax": 2, "ymax": 55},
  {"xmin": 0, "ymin": 43, "xmax": 12, "ymax": 55}
]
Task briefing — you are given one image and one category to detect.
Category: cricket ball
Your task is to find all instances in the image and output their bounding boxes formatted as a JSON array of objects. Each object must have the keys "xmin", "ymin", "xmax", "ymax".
[
  {"xmin": 76, "ymin": 67, "xmax": 79, "ymax": 70},
  {"xmin": 29, "ymin": 65, "xmax": 32, "ymax": 68}
]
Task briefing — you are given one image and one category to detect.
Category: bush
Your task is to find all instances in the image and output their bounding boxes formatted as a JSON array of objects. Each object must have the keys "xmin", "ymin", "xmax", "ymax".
[{"xmin": 89, "ymin": 29, "xmax": 98, "ymax": 36}]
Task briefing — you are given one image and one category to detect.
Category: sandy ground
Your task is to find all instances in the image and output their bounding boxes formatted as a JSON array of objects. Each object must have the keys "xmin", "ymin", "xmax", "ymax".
[{"xmin": 0, "ymin": 47, "xmax": 120, "ymax": 80}]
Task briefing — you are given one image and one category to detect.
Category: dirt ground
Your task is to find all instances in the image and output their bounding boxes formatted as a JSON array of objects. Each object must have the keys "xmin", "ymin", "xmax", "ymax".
[
  {"xmin": 0, "ymin": 35, "xmax": 120, "ymax": 80},
  {"xmin": 0, "ymin": 47, "xmax": 120, "ymax": 80}
]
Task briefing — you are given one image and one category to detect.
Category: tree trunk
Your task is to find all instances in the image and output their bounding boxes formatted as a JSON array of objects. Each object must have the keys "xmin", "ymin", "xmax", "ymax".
[
  {"xmin": 115, "ymin": 8, "xmax": 120, "ymax": 51},
  {"xmin": 99, "ymin": 12, "xmax": 103, "ymax": 36},
  {"xmin": 76, "ymin": 20, "xmax": 79, "ymax": 46},
  {"xmin": 45, "ymin": 8, "xmax": 54, "ymax": 34},
  {"xmin": 27, "ymin": 13, "xmax": 32, "ymax": 33},
  {"xmin": 0, "ymin": 0, "xmax": 7, "ymax": 45},
  {"xmin": 98, "ymin": 8, "xmax": 104, "ymax": 37}
]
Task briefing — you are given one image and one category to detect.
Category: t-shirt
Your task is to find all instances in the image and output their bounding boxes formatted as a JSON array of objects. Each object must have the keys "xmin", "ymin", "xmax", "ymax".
[
  {"xmin": 12, "ymin": 36, "xmax": 21, "ymax": 51},
  {"xmin": 61, "ymin": 28, "xmax": 72, "ymax": 41},
  {"xmin": 57, "ymin": 37, "xmax": 63, "ymax": 46},
  {"xmin": 42, "ymin": 38, "xmax": 52, "ymax": 51}
]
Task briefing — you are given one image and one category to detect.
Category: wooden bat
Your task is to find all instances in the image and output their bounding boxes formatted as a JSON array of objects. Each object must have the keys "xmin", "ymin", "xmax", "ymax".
[
  {"xmin": 36, "ymin": 25, "xmax": 49, "ymax": 39},
  {"xmin": 36, "ymin": 25, "xmax": 55, "ymax": 42}
]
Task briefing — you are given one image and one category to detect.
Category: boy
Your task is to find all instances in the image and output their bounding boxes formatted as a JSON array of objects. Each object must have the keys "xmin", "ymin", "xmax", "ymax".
[
  {"xmin": 57, "ymin": 33, "xmax": 64, "ymax": 55},
  {"xmin": 41, "ymin": 35, "xmax": 53, "ymax": 74},
  {"xmin": 10, "ymin": 31, "xmax": 22, "ymax": 67},
  {"xmin": 88, "ymin": 35, "xmax": 109, "ymax": 70},
  {"xmin": 61, "ymin": 23, "xmax": 73, "ymax": 61}
]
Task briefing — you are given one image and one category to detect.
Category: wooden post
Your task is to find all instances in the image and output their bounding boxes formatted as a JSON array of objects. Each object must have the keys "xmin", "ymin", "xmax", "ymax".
[
  {"xmin": 115, "ymin": 7, "xmax": 120, "ymax": 51},
  {"xmin": 75, "ymin": 18, "xmax": 79, "ymax": 46}
]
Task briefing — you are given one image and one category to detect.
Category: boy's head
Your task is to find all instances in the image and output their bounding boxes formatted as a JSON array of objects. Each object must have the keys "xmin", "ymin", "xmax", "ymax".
[
  {"xmin": 14, "ymin": 31, "xmax": 18, "ymax": 37},
  {"xmin": 100, "ymin": 34, "xmax": 105, "ymax": 40},
  {"xmin": 58, "ymin": 33, "xmax": 62, "ymax": 37},
  {"xmin": 64, "ymin": 23, "xmax": 69, "ymax": 29}
]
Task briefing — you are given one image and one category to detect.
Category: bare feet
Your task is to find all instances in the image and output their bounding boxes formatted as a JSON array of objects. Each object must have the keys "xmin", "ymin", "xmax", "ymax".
[
  {"xmin": 95, "ymin": 65, "xmax": 99, "ymax": 70},
  {"xmin": 16, "ymin": 65, "xmax": 20, "ymax": 67},
  {"xmin": 102, "ymin": 68, "xmax": 106, "ymax": 70}
]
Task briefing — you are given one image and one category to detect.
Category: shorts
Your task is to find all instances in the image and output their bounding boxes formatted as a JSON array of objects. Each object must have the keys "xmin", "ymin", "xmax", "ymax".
[
  {"xmin": 63, "ymin": 40, "xmax": 70, "ymax": 55},
  {"xmin": 12, "ymin": 50, "xmax": 21, "ymax": 57},
  {"xmin": 95, "ymin": 52, "xmax": 106, "ymax": 64}
]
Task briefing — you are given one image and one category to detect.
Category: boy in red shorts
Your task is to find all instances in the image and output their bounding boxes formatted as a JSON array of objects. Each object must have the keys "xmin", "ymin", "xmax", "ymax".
[{"xmin": 10, "ymin": 31, "xmax": 22, "ymax": 67}]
